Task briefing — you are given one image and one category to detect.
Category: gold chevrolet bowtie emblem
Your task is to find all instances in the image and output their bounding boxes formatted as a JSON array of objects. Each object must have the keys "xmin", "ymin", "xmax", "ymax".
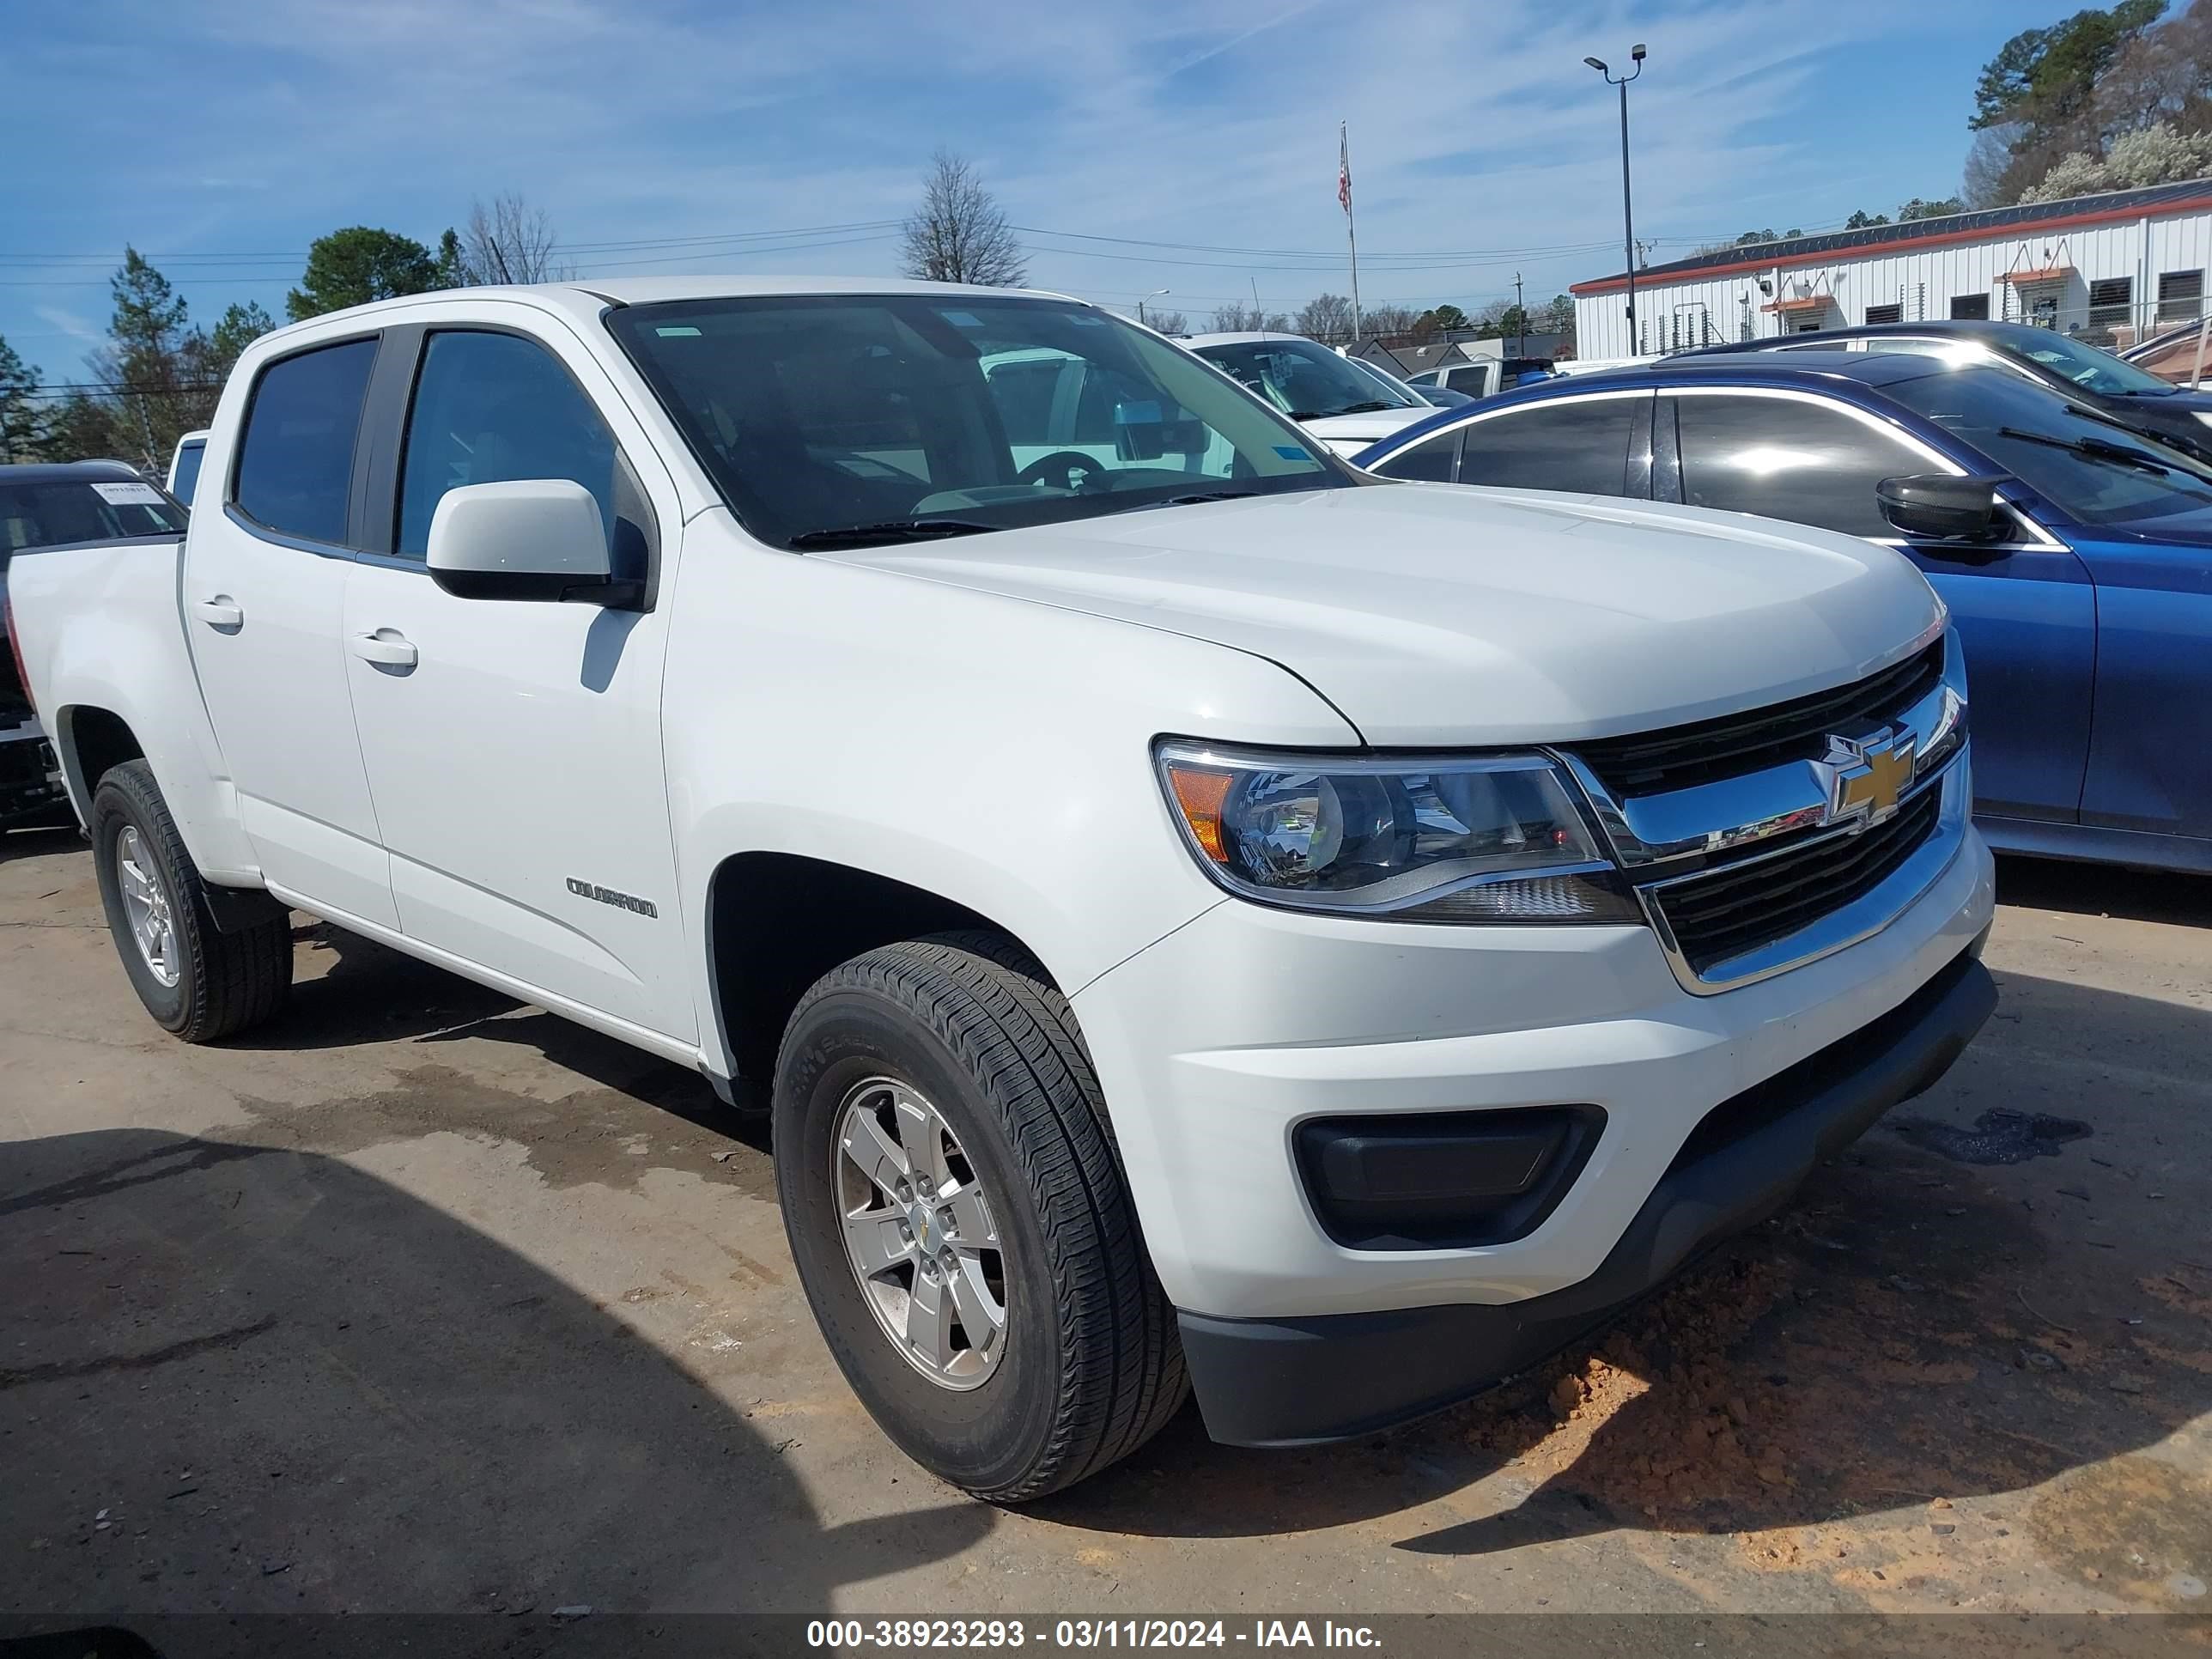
[{"xmin": 1821, "ymin": 729, "xmax": 1917, "ymax": 830}]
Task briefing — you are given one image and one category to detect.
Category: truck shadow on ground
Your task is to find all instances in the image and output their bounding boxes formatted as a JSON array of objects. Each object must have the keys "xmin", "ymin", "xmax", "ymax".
[
  {"xmin": 0, "ymin": 1127, "xmax": 988, "ymax": 1617},
  {"xmin": 1033, "ymin": 969, "xmax": 2212, "ymax": 1605},
  {"xmin": 0, "ymin": 824, "xmax": 82, "ymax": 868},
  {"xmin": 1995, "ymin": 853, "xmax": 2212, "ymax": 927}
]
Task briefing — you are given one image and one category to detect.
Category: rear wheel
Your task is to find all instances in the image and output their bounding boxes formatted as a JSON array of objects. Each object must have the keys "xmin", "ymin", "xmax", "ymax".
[
  {"xmin": 89, "ymin": 760, "xmax": 292, "ymax": 1042},
  {"xmin": 773, "ymin": 931, "xmax": 1185, "ymax": 1501}
]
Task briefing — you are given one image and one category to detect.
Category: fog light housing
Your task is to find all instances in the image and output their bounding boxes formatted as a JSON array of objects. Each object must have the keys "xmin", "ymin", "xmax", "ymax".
[{"xmin": 1295, "ymin": 1106, "xmax": 1605, "ymax": 1250}]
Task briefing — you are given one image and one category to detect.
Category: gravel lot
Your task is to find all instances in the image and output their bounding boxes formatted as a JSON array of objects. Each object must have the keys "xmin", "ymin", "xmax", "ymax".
[{"xmin": 2, "ymin": 824, "xmax": 2207, "ymax": 1627}]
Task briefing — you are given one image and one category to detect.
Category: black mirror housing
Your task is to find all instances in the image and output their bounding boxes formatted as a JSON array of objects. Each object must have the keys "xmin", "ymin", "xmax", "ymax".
[{"xmin": 1876, "ymin": 473, "xmax": 2006, "ymax": 543}]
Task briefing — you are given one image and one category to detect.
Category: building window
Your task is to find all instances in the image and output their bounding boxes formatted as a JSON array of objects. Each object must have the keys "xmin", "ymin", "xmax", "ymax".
[
  {"xmin": 2086, "ymin": 276, "xmax": 2133, "ymax": 343},
  {"xmin": 2159, "ymin": 270, "xmax": 2203, "ymax": 325},
  {"xmin": 1864, "ymin": 303, "xmax": 1902, "ymax": 325},
  {"xmin": 1950, "ymin": 294, "xmax": 1990, "ymax": 321}
]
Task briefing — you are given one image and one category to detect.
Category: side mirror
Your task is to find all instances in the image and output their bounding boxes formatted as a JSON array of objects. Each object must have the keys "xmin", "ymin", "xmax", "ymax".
[
  {"xmin": 426, "ymin": 479, "xmax": 641, "ymax": 606},
  {"xmin": 1875, "ymin": 473, "xmax": 2006, "ymax": 543}
]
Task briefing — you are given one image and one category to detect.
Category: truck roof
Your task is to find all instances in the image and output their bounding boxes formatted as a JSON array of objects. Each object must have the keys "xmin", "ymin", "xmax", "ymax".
[{"xmin": 249, "ymin": 276, "xmax": 1091, "ymax": 349}]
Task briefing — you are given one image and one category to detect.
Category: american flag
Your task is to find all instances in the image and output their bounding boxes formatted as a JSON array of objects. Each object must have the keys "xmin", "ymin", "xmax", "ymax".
[{"xmin": 1338, "ymin": 127, "xmax": 1352, "ymax": 215}]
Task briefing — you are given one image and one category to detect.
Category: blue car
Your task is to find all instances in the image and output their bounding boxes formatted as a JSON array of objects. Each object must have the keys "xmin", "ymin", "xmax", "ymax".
[{"xmin": 1353, "ymin": 352, "xmax": 2212, "ymax": 874}]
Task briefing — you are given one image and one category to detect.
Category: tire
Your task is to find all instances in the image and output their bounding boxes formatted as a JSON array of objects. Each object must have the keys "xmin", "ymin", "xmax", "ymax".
[
  {"xmin": 89, "ymin": 759, "xmax": 292, "ymax": 1042},
  {"xmin": 773, "ymin": 930, "xmax": 1186, "ymax": 1502}
]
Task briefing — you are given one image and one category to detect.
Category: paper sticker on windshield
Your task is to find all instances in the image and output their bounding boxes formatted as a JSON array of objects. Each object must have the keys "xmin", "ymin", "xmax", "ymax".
[
  {"xmin": 1272, "ymin": 445, "xmax": 1312, "ymax": 461},
  {"xmin": 92, "ymin": 481, "xmax": 165, "ymax": 506},
  {"xmin": 654, "ymin": 325, "xmax": 702, "ymax": 337},
  {"xmin": 941, "ymin": 312, "xmax": 983, "ymax": 328}
]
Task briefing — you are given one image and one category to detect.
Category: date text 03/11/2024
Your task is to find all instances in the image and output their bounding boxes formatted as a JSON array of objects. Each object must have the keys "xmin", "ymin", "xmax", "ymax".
[{"xmin": 805, "ymin": 1620, "xmax": 1383, "ymax": 1649}]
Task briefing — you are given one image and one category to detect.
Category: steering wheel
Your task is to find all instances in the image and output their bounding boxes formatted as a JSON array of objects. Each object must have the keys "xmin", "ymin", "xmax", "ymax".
[{"xmin": 1018, "ymin": 450, "xmax": 1109, "ymax": 492}]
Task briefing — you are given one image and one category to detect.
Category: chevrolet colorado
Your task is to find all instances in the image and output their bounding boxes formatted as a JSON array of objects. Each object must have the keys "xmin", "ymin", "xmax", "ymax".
[{"xmin": 7, "ymin": 277, "xmax": 1996, "ymax": 1499}]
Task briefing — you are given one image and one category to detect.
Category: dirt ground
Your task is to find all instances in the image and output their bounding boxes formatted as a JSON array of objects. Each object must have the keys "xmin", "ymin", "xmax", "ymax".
[{"xmin": 2, "ymin": 823, "xmax": 2208, "ymax": 1626}]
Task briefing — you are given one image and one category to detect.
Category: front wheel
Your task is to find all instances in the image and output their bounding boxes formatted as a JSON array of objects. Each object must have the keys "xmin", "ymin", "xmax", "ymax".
[
  {"xmin": 773, "ymin": 932, "xmax": 1185, "ymax": 1502},
  {"xmin": 89, "ymin": 760, "xmax": 292, "ymax": 1042}
]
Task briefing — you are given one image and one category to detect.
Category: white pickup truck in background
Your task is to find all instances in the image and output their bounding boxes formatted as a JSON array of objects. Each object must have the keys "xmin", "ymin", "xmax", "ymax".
[{"xmin": 7, "ymin": 276, "xmax": 1996, "ymax": 1499}]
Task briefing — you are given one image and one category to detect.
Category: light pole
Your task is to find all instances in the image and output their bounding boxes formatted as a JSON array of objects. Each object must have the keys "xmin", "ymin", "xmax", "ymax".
[
  {"xmin": 1585, "ymin": 44, "xmax": 1646, "ymax": 353},
  {"xmin": 1139, "ymin": 289, "xmax": 1170, "ymax": 328}
]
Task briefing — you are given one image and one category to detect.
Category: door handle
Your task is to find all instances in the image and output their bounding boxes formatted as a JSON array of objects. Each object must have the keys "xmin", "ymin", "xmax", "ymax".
[
  {"xmin": 350, "ymin": 630, "xmax": 419, "ymax": 671},
  {"xmin": 192, "ymin": 597, "xmax": 243, "ymax": 629}
]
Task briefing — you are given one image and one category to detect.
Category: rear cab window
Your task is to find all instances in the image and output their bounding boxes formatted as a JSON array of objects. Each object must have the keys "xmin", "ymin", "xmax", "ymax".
[{"xmin": 233, "ymin": 337, "xmax": 379, "ymax": 545}]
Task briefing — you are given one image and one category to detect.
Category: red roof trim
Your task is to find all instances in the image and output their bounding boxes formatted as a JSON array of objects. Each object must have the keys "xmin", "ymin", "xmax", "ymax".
[{"xmin": 1569, "ymin": 196, "xmax": 2212, "ymax": 297}]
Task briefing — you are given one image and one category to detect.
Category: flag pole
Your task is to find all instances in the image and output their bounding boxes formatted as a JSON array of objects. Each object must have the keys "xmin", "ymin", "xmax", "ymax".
[{"xmin": 1340, "ymin": 122, "xmax": 1362, "ymax": 342}]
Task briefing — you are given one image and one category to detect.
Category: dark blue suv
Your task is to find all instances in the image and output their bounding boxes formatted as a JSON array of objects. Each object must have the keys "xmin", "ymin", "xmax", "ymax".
[{"xmin": 1354, "ymin": 353, "xmax": 2212, "ymax": 874}]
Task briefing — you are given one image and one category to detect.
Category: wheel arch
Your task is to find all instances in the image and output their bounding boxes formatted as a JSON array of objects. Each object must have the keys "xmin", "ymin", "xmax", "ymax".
[
  {"xmin": 705, "ymin": 850, "xmax": 1065, "ymax": 1084},
  {"xmin": 57, "ymin": 703, "xmax": 147, "ymax": 807}
]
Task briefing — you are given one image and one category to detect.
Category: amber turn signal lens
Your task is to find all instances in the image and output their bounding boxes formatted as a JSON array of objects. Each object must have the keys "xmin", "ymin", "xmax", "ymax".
[{"xmin": 1167, "ymin": 764, "xmax": 1234, "ymax": 863}]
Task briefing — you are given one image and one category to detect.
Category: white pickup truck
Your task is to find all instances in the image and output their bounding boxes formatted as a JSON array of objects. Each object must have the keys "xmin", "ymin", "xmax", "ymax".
[{"xmin": 8, "ymin": 276, "xmax": 1996, "ymax": 1500}]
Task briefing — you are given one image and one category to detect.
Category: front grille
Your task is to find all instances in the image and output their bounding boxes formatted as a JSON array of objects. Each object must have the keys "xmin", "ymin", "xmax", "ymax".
[
  {"xmin": 1572, "ymin": 640, "xmax": 1943, "ymax": 798},
  {"xmin": 1650, "ymin": 785, "xmax": 1942, "ymax": 976}
]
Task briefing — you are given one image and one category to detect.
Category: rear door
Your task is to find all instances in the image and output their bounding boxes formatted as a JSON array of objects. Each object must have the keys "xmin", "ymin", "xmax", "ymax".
[
  {"xmin": 340, "ymin": 317, "xmax": 695, "ymax": 1040},
  {"xmin": 182, "ymin": 335, "xmax": 397, "ymax": 927},
  {"xmin": 1659, "ymin": 386, "xmax": 2096, "ymax": 824}
]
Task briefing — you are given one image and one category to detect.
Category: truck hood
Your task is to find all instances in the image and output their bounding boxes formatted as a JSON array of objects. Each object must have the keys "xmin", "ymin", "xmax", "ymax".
[{"xmin": 821, "ymin": 483, "xmax": 1943, "ymax": 748}]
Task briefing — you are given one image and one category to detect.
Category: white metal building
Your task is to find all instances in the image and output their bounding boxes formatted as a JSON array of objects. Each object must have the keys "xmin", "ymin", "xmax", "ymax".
[{"xmin": 1571, "ymin": 178, "xmax": 2212, "ymax": 358}]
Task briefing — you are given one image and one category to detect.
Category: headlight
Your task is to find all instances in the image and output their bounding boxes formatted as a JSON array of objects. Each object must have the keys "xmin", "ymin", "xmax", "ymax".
[{"xmin": 1157, "ymin": 743, "xmax": 1641, "ymax": 923}]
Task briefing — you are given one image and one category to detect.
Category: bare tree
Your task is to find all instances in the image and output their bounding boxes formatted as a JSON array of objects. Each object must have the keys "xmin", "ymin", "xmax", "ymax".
[
  {"xmin": 900, "ymin": 150, "xmax": 1026, "ymax": 287},
  {"xmin": 1294, "ymin": 293, "xmax": 1356, "ymax": 343},
  {"xmin": 1358, "ymin": 303, "xmax": 1420, "ymax": 339},
  {"xmin": 460, "ymin": 192, "xmax": 570, "ymax": 285},
  {"xmin": 1207, "ymin": 302, "xmax": 1291, "ymax": 332},
  {"xmin": 1146, "ymin": 309, "xmax": 1188, "ymax": 335}
]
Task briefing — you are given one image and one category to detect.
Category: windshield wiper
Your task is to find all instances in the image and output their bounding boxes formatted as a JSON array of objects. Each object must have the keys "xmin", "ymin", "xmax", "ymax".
[
  {"xmin": 1328, "ymin": 400, "xmax": 1396, "ymax": 416},
  {"xmin": 1158, "ymin": 489, "xmax": 1261, "ymax": 506},
  {"xmin": 786, "ymin": 518, "xmax": 999, "ymax": 549},
  {"xmin": 1996, "ymin": 426, "xmax": 2170, "ymax": 476}
]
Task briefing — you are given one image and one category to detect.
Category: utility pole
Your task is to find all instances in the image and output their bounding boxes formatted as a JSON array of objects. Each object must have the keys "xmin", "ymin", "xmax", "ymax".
[
  {"xmin": 1586, "ymin": 45, "xmax": 1647, "ymax": 355},
  {"xmin": 1514, "ymin": 270, "xmax": 1525, "ymax": 356}
]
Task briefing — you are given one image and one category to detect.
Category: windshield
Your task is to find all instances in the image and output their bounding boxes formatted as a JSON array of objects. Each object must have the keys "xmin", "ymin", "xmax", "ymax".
[
  {"xmin": 1884, "ymin": 364, "xmax": 2212, "ymax": 526},
  {"xmin": 606, "ymin": 295, "xmax": 1345, "ymax": 550},
  {"xmin": 0, "ymin": 476, "xmax": 187, "ymax": 552},
  {"xmin": 1190, "ymin": 337, "xmax": 1424, "ymax": 420},
  {"xmin": 2002, "ymin": 328, "xmax": 2178, "ymax": 397}
]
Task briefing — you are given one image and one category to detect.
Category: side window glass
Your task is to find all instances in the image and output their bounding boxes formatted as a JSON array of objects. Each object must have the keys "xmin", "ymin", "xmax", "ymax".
[
  {"xmin": 234, "ymin": 338, "xmax": 378, "ymax": 545},
  {"xmin": 1444, "ymin": 365, "xmax": 1488, "ymax": 392},
  {"xmin": 1675, "ymin": 395, "xmax": 1921, "ymax": 538},
  {"xmin": 1376, "ymin": 429, "xmax": 1461, "ymax": 482},
  {"xmin": 398, "ymin": 331, "xmax": 619, "ymax": 560},
  {"xmin": 1456, "ymin": 398, "xmax": 1638, "ymax": 495}
]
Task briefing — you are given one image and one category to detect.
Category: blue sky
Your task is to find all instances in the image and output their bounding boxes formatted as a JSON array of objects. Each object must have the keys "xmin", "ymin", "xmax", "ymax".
[{"xmin": 4, "ymin": 0, "xmax": 2033, "ymax": 381}]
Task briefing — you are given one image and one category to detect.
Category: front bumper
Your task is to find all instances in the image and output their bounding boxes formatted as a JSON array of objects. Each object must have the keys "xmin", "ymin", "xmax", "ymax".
[{"xmin": 1176, "ymin": 945, "xmax": 1994, "ymax": 1445}]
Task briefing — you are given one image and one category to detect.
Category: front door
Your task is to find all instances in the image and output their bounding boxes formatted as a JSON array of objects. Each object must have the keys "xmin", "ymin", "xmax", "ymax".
[
  {"xmin": 341, "ymin": 321, "xmax": 695, "ymax": 1041},
  {"xmin": 181, "ymin": 334, "xmax": 398, "ymax": 928}
]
